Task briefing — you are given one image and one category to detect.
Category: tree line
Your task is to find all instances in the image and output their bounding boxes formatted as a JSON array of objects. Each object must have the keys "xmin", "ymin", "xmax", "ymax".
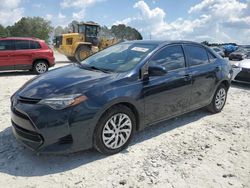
[
  {"xmin": 0, "ymin": 17, "xmax": 143, "ymax": 43},
  {"xmin": 201, "ymin": 41, "xmax": 237, "ymax": 47},
  {"xmin": 0, "ymin": 17, "xmax": 52, "ymax": 42},
  {"xmin": 54, "ymin": 20, "xmax": 143, "ymax": 40}
]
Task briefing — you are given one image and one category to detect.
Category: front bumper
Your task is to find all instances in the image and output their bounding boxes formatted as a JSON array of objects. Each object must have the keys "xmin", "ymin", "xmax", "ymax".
[
  {"xmin": 10, "ymin": 95, "xmax": 97, "ymax": 154},
  {"xmin": 48, "ymin": 57, "xmax": 56, "ymax": 67},
  {"xmin": 232, "ymin": 67, "xmax": 250, "ymax": 83}
]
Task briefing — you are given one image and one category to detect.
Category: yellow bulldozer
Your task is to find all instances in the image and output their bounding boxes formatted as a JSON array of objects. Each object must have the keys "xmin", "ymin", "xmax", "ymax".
[{"xmin": 53, "ymin": 22, "xmax": 118, "ymax": 62}]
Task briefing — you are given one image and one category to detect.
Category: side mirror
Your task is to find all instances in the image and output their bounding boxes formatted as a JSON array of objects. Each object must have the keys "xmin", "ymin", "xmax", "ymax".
[{"xmin": 148, "ymin": 65, "xmax": 167, "ymax": 77}]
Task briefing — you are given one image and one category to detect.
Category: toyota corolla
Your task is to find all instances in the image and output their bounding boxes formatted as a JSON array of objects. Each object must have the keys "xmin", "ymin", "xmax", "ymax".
[{"xmin": 11, "ymin": 40, "xmax": 232, "ymax": 155}]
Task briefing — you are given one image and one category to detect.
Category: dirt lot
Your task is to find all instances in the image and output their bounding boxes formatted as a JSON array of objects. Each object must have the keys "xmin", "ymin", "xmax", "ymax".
[{"xmin": 0, "ymin": 60, "xmax": 249, "ymax": 188}]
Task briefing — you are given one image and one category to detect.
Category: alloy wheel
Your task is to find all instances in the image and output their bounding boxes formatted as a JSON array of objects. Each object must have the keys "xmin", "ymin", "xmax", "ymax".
[
  {"xmin": 35, "ymin": 62, "xmax": 47, "ymax": 74},
  {"xmin": 215, "ymin": 88, "xmax": 226, "ymax": 110},
  {"xmin": 102, "ymin": 113, "xmax": 132, "ymax": 149}
]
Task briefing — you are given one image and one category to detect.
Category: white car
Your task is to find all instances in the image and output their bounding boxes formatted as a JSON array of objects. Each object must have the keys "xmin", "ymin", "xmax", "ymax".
[
  {"xmin": 211, "ymin": 47, "xmax": 225, "ymax": 57},
  {"xmin": 232, "ymin": 58, "xmax": 250, "ymax": 83}
]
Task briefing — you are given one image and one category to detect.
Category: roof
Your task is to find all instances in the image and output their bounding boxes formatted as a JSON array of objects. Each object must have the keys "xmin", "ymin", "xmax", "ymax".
[
  {"xmin": 0, "ymin": 37, "xmax": 41, "ymax": 41},
  {"xmin": 78, "ymin": 22, "xmax": 100, "ymax": 26},
  {"xmin": 123, "ymin": 40, "xmax": 204, "ymax": 46}
]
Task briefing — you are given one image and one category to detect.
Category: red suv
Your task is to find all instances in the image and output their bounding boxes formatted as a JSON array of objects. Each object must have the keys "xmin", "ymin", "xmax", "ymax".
[{"xmin": 0, "ymin": 37, "xmax": 55, "ymax": 74}]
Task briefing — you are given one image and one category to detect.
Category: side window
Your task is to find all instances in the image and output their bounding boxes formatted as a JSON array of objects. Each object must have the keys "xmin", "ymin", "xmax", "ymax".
[
  {"xmin": 30, "ymin": 41, "xmax": 41, "ymax": 49},
  {"xmin": 0, "ymin": 40, "xmax": 13, "ymax": 51},
  {"xmin": 15, "ymin": 40, "xmax": 30, "ymax": 50},
  {"xmin": 66, "ymin": 38, "xmax": 73, "ymax": 45},
  {"xmin": 185, "ymin": 45, "xmax": 209, "ymax": 66},
  {"xmin": 207, "ymin": 51, "xmax": 217, "ymax": 62},
  {"xmin": 149, "ymin": 45, "xmax": 185, "ymax": 71}
]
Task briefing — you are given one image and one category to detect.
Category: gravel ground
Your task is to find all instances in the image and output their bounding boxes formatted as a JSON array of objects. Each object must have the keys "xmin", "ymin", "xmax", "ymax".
[{"xmin": 0, "ymin": 59, "xmax": 249, "ymax": 188}]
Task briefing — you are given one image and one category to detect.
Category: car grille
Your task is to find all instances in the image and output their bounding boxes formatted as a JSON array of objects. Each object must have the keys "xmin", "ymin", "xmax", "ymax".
[
  {"xmin": 235, "ymin": 68, "xmax": 250, "ymax": 82},
  {"xmin": 18, "ymin": 96, "xmax": 40, "ymax": 104},
  {"xmin": 12, "ymin": 121, "xmax": 43, "ymax": 143},
  {"xmin": 12, "ymin": 107, "xmax": 30, "ymax": 120}
]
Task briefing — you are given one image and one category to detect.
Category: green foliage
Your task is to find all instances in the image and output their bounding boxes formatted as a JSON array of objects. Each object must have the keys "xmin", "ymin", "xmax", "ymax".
[
  {"xmin": 100, "ymin": 24, "xmax": 142, "ymax": 40},
  {"xmin": 110, "ymin": 24, "xmax": 143, "ymax": 40},
  {"xmin": 0, "ymin": 24, "xmax": 8, "ymax": 37},
  {"xmin": 54, "ymin": 26, "xmax": 69, "ymax": 36},
  {"xmin": 99, "ymin": 26, "xmax": 115, "ymax": 38},
  {"xmin": 53, "ymin": 20, "xmax": 80, "ymax": 36},
  {"xmin": 7, "ymin": 17, "xmax": 53, "ymax": 42},
  {"xmin": 201, "ymin": 41, "xmax": 210, "ymax": 46}
]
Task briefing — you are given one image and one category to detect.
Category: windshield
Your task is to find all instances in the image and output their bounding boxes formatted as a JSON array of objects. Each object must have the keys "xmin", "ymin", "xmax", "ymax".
[
  {"xmin": 81, "ymin": 43, "xmax": 157, "ymax": 73},
  {"xmin": 86, "ymin": 26, "xmax": 99, "ymax": 37},
  {"xmin": 78, "ymin": 25, "xmax": 99, "ymax": 37}
]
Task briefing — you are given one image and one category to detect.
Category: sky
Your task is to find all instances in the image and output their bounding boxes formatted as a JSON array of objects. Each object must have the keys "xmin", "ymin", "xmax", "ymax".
[{"xmin": 0, "ymin": 0, "xmax": 249, "ymax": 44}]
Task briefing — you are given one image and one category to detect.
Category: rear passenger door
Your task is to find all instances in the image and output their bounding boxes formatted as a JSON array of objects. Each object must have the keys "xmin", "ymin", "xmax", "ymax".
[
  {"xmin": 12, "ymin": 40, "xmax": 33, "ymax": 70},
  {"xmin": 0, "ymin": 40, "xmax": 15, "ymax": 70},
  {"xmin": 184, "ymin": 44, "xmax": 220, "ymax": 109}
]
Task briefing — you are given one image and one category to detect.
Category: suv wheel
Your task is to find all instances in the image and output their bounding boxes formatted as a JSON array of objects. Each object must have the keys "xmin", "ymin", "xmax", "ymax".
[
  {"xmin": 33, "ymin": 61, "xmax": 48, "ymax": 74},
  {"xmin": 207, "ymin": 84, "xmax": 227, "ymax": 113},
  {"xmin": 93, "ymin": 105, "xmax": 136, "ymax": 155}
]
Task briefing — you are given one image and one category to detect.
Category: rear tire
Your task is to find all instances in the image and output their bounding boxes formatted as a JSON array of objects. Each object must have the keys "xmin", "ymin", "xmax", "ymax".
[
  {"xmin": 93, "ymin": 105, "xmax": 136, "ymax": 155},
  {"xmin": 33, "ymin": 61, "xmax": 48, "ymax": 74},
  {"xmin": 207, "ymin": 84, "xmax": 227, "ymax": 113},
  {"xmin": 75, "ymin": 46, "xmax": 91, "ymax": 63}
]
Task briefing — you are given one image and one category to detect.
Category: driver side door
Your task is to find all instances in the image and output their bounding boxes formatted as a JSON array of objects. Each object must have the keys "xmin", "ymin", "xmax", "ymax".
[{"xmin": 143, "ymin": 44, "xmax": 192, "ymax": 125}]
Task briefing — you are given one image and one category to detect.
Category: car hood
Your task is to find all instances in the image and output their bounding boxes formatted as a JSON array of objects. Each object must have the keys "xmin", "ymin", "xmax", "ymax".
[
  {"xmin": 17, "ymin": 64, "xmax": 117, "ymax": 99},
  {"xmin": 234, "ymin": 59, "xmax": 250, "ymax": 69}
]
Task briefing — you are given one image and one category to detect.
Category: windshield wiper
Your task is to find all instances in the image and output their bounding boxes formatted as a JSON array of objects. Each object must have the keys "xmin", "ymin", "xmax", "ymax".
[{"xmin": 81, "ymin": 65, "xmax": 111, "ymax": 73}]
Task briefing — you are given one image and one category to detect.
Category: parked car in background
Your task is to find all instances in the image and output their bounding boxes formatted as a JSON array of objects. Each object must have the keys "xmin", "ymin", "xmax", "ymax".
[
  {"xmin": 0, "ymin": 37, "xmax": 55, "ymax": 74},
  {"xmin": 211, "ymin": 47, "xmax": 225, "ymax": 57},
  {"xmin": 223, "ymin": 44, "xmax": 238, "ymax": 57},
  {"xmin": 229, "ymin": 48, "xmax": 247, "ymax": 61},
  {"xmin": 232, "ymin": 56, "xmax": 250, "ymax": 83},
  {"xmin": 11, "ymin": 40, "xmax": 232, "ymax": 155}
]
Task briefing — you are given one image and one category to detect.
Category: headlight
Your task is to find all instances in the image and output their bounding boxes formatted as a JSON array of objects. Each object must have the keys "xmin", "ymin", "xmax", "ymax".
[{"xmin": 38, "ymin": 94, "xmax": 88, "ymax": 110}]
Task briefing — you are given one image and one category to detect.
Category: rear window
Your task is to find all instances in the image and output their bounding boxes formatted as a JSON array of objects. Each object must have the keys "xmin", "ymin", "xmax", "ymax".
[
  {"xmin": 185, "ymin": 45, "xmax": 209, "ymax": 66},
  {"xmin": 0, "ymin": 40, "xmax": 13, "ymax": 51},
  {"xmin": 30, "ymin": 41, "xmax": 41, "ymax": 49}
]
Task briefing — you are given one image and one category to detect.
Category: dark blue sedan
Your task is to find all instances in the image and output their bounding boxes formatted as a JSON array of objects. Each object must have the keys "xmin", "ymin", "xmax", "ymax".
[{"xmin": 11, "ymin": 40, "xmax": 232, "ymax": 154}]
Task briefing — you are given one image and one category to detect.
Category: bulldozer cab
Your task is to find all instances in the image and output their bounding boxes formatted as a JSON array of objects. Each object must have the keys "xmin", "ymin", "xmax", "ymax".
[{"xmin": 77, "ymin": 22, "xmax": 100, "ymax": 46}]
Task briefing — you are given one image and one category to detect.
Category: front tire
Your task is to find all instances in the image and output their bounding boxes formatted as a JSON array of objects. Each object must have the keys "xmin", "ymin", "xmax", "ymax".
[
  {"xmin": 75, "ymin": 46, "xmax": 91, "ymax": 63},
  {"xmin": 93, "ymin": 105, "xmax": 136, "ymax": 155},
  {"xmin": 207, "ymin": 84, "xmax": 227, "ymax": 113},
  {"xmin": 33, "ymin": 61, "xmax": 48, "ymax": 74},
  {"xmin": 67, "ymin": 56, "xmax": 77, "ymax": 62}
]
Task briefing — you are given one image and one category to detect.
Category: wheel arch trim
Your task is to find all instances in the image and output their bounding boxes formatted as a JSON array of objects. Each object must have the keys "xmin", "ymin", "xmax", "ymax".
[{"xmin": 94, "ymin": 97, "xmax": 143, "ymax": 132}]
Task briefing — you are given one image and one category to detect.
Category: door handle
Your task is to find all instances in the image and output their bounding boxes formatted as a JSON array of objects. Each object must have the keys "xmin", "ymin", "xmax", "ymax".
[
  {"xmin": 215, "ymin": 66, "xmax": 221, "ymax": 72},
  {"xmin": 184, "ymin": 74, "xmax": 192, "ymax": 81}
]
